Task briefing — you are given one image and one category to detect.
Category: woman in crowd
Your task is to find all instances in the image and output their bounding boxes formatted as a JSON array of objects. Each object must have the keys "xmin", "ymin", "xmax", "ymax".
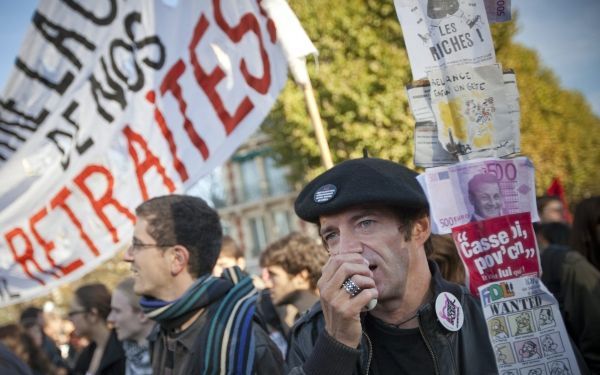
[{"xmin": 68, "ymin": 283, "xmax": 125, "ymax": 375}]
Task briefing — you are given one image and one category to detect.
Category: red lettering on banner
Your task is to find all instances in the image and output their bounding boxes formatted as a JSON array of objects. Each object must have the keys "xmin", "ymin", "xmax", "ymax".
[
  {"xmin": 213, "ymin": 0, "xmax": 272, "ymax": 94},
  {"xmin": 161, "ymin": 60, "xmax": 210, "ymax": 160},
  {"xmin": 30, "ymin": 207, "xmax": 83, "ymax": 276},
  {"xmin": 5, "ymin": 228, "xmax": 48, "ymax": 285},
  {"xmin": 123, "ymin": 125, "xmax": 176, "ymax": 200},
  {"xmin": 73, "ymin": 165, "xmax": 135, "ymax": 243},
  {"xmin": 189, "ymin": 15, "xmax": 254, "ymax": 135},
  {"xmin": 51, "ymin": 187, "xmax": 100, "ymax": 257},
  {"xmin": 145, "ymin": 90, "xmax": 189, "ymax": 182}
]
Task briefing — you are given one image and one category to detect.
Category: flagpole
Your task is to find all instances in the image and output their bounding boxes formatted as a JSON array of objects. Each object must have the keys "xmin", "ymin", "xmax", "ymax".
[{"xmin": 301, "ymin": 79, "xmax": 333, "ymax": 169}]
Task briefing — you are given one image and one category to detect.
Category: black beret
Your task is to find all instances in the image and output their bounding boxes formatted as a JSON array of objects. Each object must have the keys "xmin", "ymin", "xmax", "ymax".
[{"xmin": 294, "ymin": 157, "xmax": 429, "ymax": 223}]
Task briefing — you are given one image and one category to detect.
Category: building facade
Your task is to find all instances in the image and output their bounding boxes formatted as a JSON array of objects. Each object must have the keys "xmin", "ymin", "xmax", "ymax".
[{"xmin": 189, "ymin": 133, "xmax": 316, "ymax": 273}]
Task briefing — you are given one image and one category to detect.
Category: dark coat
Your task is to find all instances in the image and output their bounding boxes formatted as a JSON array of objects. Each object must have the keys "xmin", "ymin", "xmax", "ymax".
[
  {"xmin": 286, "ymin": 261, "xmax": 498, "ymax": 375},
  {"xmin": 71, "ymin": 330, "xmax": 125, "ymax": 375}
]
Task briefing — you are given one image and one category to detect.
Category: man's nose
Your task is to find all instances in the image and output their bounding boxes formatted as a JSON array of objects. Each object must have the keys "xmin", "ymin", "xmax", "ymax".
[
  {"xmin": 123, "ymin": 245, "xmax": 134, "ymax": 262},
  {"xmin": 337, "ymin": 231, "xmax": 363, "ymax": 255}
]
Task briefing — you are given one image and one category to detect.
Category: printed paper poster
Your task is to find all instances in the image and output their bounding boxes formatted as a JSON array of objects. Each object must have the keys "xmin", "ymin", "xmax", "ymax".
[{"xmin": 393, "ymin": 0, "xmax": 496, "ymax": 79}]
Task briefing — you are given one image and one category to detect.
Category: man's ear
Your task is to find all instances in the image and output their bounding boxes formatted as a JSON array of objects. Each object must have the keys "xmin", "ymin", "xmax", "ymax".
[
  {"xmin": 292, "ymin": 270, "xmax": 311, "ymax": 290},
  {"xmin": 412, "ymin": 216, "xmax": 431, "ymax": 245},
  {"xmin": 170, "ymin": 245, "xmax": 190, "ymax": 275}
]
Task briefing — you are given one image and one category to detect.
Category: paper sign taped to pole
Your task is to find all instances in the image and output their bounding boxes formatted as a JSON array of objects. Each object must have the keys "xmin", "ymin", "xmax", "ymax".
[
  {"xmin": 451, "ymin": 212, "xmax": 540, "ymax": 296},
  {"xmin": 407, "ymin": 68, "xmax": 520, "ymax": 167},
  {"xmin": 417, "ymin": 157, "xmax": 539, "ymax": 234},
  {"xmin": 479, "ymin": 276, "xmax": 583, "ymax": 375},
  {"xmin": 393, "ymin": 0, "xmax": 496, "ymax": 80},
  {"xmin": 427, "ymin": 64, "xmax": 517, "ymax": 159}
]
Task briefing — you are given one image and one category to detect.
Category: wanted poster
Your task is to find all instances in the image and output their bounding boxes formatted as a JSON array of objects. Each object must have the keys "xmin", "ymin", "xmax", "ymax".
[{"xmin": 479, "ymin": 277, "xmax": 583, "ymax": 375}]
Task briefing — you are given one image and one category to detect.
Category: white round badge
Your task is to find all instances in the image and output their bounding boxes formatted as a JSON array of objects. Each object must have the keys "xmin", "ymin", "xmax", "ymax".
[
  {"xmin": 313, "ymin": 184, "xmax": 337, "ymax": 204},
  {"xmin": 435, "ymin": 292, "xmax": 464, "ymax": 332}
]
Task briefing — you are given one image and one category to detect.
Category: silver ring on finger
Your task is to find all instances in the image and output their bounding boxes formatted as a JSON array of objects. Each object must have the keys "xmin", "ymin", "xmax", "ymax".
[{"xmin": 342, "ymin": 278, "xmax": 362, "ymax": 297}]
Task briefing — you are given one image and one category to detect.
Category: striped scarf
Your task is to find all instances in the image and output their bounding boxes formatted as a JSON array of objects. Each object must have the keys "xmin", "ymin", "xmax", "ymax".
[{"xmin": 140, "ymin": 267, "xmax": 258, "ymax": 375}]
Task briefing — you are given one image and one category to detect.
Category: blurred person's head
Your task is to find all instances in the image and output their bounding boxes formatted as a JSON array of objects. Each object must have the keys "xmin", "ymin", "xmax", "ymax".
[
  {"xmin": 68, "ymin": 283, "xmax": 111, "ymax": 339},
  {"xmin": 259, "ymin": 232, "xmax": 328, "ymax": 306},
  {"xmin": 107, "ymin": 278, "xmax": 154, "ymax": 344},
  {"xmin": 570, "ymin": 196, "xmax": 600, "ymax": 269},
  {"xmin": 0, "ymin": 323, "xmax": 55, "ymax": 374},
  {"xmin": 536, "ymin": 195, "xmax": 566, "ymax": 224},
  {"xmin": 534, "ymin": 222, "xmax": 571, "ymax": 251},
  {"xmin": 19, "ymin": 306, "xmax": 44, "ymax": 347},
  {"xmin": 124, "ymin": 195, "xmax": 222, "ymax": 300},
  {"xmin": 468, "ymin": 174, "xmax": 502, "ymax": 219},
  {"xmin": 428, "ymin": 234, "xmax": 465, "ymax": 284},
  {"xmin": 213, "ymin": 235, "xmax": 246, "ymax": 276}
]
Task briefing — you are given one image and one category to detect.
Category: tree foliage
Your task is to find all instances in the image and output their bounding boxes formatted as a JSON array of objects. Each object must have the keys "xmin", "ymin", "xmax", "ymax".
[{"xmin": 263, "ymin": 1, "xmax": 599, "ymax": 202}]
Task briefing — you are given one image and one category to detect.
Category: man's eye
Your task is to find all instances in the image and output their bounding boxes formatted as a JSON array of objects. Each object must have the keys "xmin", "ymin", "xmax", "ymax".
[
  {"xmin": 323, "ymin": 232, "xmax": 338, "ymax": 243},
  {"xmin": 357, "ymin": 219, "xmax": 375, "ymax": 230}
]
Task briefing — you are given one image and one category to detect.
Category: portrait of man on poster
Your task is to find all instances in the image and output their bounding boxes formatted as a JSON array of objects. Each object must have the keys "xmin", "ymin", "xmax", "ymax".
[{"xmin": 467, "ymin": 173, "xmax": 503, "ymax": 221}]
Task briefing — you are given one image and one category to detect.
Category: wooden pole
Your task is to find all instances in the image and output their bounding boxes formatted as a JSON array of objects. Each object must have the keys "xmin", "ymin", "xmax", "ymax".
[{"xmin": 302, "ymin": 80, "xmax": 333, "ymax": 169}]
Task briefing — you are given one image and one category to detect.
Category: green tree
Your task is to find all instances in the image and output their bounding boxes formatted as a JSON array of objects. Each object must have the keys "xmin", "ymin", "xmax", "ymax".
[{"xmin": 263, "ymin": 1, "xmax": 599, "ymax": 202}]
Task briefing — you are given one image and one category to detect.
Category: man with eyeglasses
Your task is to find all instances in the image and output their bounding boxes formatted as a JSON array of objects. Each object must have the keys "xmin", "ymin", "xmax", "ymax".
[
  {"xmin": 286, "ymin": 157, "xmax": 497, "ymax": 375},
  {"xmin": 124, "ymin": 194, "xmax": 283, "ymax": 375}
]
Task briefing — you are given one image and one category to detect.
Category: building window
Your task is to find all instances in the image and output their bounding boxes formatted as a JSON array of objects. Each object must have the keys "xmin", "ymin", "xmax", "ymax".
[
  {"xmin": 272, "ymin": 210, "xmax": 293, "ymax": 238},
  {"xmin": 265, "ymin": 156, "xmax": 291, "ymax": 196},
  {"xmin": 248, "ymin": 216, "xmax": 267, "ymax": 257},
  {"xmin": 240, "ymin": 158, "xmax": 262, "ymax": 202}
]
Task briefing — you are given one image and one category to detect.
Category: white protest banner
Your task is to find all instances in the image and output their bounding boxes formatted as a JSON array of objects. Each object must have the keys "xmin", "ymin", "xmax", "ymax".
[
  {"xmin": 0, "ymin": 0, "xmax": 305, "ymax": 306},
  {"xmin": 417, "ymin": 157, "xmax": 539, "ymax": 234},
  {"xmin": 484, "ymin": 0, "xmax": 511, "ymax": 24},
  {"xmin": 479, "ymin": 277, "xmax": 582, "ymax": 374},
  {"xmin": 393, "ymin": 0, "xmax": 496, "ymax": 80},
  {"xmin": 427, "ymin": 64, "xmax": 518, "ymax": 159},
  {"xmin": 451, "ymin": 212, "xmax": 540, "ymax": 296}
]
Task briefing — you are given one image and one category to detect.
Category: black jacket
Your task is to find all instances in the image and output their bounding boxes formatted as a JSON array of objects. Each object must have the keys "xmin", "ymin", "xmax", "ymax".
[
  {"xmin": 286, "ymin": 261, "xmax": 497, "ymax": 375},
  {"xmin": 71, "ymin": 330, "xmax": 125, "ymax": 375}
]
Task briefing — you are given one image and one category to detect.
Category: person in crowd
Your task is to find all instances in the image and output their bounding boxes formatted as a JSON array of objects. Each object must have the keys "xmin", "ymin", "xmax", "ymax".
[
  {"xmin": 260, "ymin": 232, "xmax": 327, "ymax": 321},
  {"xmin": 124, "ymin": 194, "xmax": 283, "ymax": 374},
  {"xmin": 212, "ymin": 235, "xmax": 247, "ymax": 276},
  {"xmin": 288, "ymin": 156, "xmax": 497, "ymax": 374},
  {"xmin": 428, "ymin": 234, "xmax": 466, "ymax": 284},
  {"xmin": 0, "ymin": 323, "xmax": 58, "ymax": 375},
  {"xmin": 570, "ymin": 196, "xmax": 599, "ymax": 271},
  {"xmin": 0, "ymin": 340, "xmax": 34, "ymax": 375},
  {"xmin": 107, "ymin": 277, "xmax": 153, "ymax": 375},
  {"xmin": 259, "ymin": 232, "xmax": 328, "ymax": 357},
  {"xmin": 535, "ymin": 222, "xmax": 600, "ymax": 372},
  {"xmin": 68, "ymin": 283, "xmax": 125, "ymax": 375},
  {"xmin": 467, "ymin": 173, "xmax": 503, "ymax": 221},
  {"xmin": 19, "ymin": 306, "xmax": 68, "ymax": 371},
  {"xmin": 537, "ymin": 195, "xmax": 567, "ymax": 224}
]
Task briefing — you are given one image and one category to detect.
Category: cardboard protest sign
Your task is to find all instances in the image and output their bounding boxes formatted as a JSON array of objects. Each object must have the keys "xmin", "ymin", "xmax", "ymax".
[
  {"xmin": 427, "ymin": 64, "xmax": 518, "ymax": 159},
  {"xmin": 479, "ymin": 277, "xmax": 583, "ymax": 374},
  {"xmin": 407, "ymin": 68, "xmax": 520, "ymax": 167},
  {"xmin": 417, "ymin": 157, "xmax": 539, "ymax": 234},
  {"xmin": 452, "ymin": 212, "xmax": 540, "ymax": 295},
  {"xmin": 0, "ymin": 0, "xmax": 309, "ymax": 306},
  {"xmin": 393, "ymin": 0, "xmax": 496, "ymax": 80}
]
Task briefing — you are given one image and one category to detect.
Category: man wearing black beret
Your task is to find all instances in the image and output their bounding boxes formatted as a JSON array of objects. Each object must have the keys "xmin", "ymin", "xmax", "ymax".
[{"xmin": 286, "ymin": 157, "xmax": 497, "ymax": 375}]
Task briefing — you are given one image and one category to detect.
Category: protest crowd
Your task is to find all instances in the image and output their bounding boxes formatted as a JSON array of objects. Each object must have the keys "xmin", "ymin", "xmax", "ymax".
[{"xmin": 1, "ymin": 1, "xmax": 599, "ymax": 375}]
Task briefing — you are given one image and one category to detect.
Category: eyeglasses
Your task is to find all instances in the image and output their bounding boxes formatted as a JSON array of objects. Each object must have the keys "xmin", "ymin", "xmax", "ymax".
[
  {"xmin": 128, "ymin": 242, "xmax": 176, "ymax": 253},
  {"xmin": 67, "ymin": 310, "xmax": 87, "ymax": 318}
]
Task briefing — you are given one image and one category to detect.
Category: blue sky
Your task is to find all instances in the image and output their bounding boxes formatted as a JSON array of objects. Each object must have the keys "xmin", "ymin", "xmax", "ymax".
[{"xmin": 1, "ymin": 0, "xmax": 598, "ymax": 115}]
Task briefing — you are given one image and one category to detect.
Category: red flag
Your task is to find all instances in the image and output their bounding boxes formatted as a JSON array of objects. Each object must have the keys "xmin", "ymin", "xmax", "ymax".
[{"xmin": 546, "ymin": 177, "xmax": 572, "ymax": 223}]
